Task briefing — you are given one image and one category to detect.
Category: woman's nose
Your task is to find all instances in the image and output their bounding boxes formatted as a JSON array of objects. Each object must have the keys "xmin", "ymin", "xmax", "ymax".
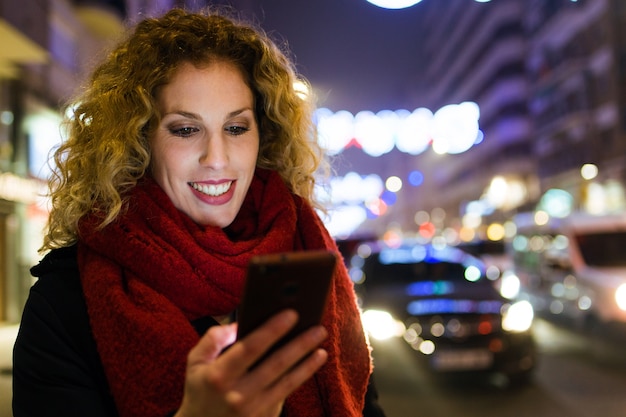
[{"xmin": 199, "ymin": 135, "xmax": 228, "ymax": 168}]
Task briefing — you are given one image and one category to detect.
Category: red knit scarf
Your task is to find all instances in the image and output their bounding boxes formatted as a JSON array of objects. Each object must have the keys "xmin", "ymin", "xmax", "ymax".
[{"xmin": 77, "ymin": 168, "xmax": 371, "ymax": 417}]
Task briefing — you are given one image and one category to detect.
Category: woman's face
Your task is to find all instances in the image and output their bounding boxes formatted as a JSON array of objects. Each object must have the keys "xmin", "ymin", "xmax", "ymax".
[{"xmin": 150, "ymin": 61, "xmax": 259, "ymax": 228}]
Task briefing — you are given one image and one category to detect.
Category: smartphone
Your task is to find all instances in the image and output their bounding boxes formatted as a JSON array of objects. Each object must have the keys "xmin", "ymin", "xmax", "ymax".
[{"xmin": 236, "ymin": 250, "xmax": 337, "ymax": 354}]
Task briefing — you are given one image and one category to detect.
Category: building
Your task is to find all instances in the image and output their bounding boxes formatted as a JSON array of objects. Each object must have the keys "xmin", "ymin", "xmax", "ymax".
[
  {"xmin": 0, "ymin": 0, "xmax": 186, "ymax": 322},
  {"xmin": 389, "ymin": 0, "xmax": 626, "ymax": 241},
  {"xmin": 525, "ymin": 0, "xmax": 626, "ymax": 214}
]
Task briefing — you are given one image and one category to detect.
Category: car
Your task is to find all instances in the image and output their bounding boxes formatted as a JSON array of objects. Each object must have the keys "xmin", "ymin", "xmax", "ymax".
[
  {"xmin": 349, "ymin": 240, "xmax": 536, "ymax": 383},
  {"xmin": 456, "ymin": 239, "xmax": 522, "ymax": 301},
  {"xmin": 456, "ymin": 239, "xmax": 512, "ymax": 279},
  {"xmin": 512, "ymin": 211, "xmax": 626, "ymax": 337}
]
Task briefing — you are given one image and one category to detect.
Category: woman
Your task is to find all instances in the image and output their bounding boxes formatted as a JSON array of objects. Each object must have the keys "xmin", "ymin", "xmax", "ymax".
[{"xmin": 12, "ymin": 7, "xmax": 384, "ymax": 417}]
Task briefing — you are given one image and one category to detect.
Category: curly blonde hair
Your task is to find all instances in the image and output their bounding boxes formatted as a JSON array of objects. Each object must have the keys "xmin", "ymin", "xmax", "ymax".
[{"xmin": 41, "ymin": 7, "xmax": 327, "ymax": 252}]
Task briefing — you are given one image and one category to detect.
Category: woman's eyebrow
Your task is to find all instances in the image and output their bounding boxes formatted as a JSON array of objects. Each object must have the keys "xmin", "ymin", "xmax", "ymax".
[{"xmin": 226, "ymin": 107, "xmax": 254, "ymax": 118}]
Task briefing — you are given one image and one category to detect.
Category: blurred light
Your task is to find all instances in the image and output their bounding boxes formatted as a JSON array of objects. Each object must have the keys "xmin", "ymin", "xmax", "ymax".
[
  {"xmin": 430, "ymin": 322, "xmax": 445, "ymax": 337},
  {"xmin": 356, "ymin": 243, "xmax": 373, "ymax": 258},
  {"xmin": 315, "ymin": 108, "xmax": 354, "ymax": 155},
  {"xmin": 431, "ymin": 207, "xmax": 446, "ymax": 224},
  {"xmin": 24, "ymin": 110, "xmax": 64, "ymax": 180},
  {"xmin": 382, "ymin": 228, "xmax": 403, "ymax": 247},
  {"xmin": 459, "ymin": 226, "xmax": 476, "ymax": 242},
  {"xmin": 327, "ymin": 172, "xmax": 383, "ymax": 205},
  {"xmin": 442, "ymin": 227, "xmax": 459, "ymax": 245},
  {"xmin": 403, "ymin": 326, "xmax": 421, "ymax": 343},
  {"xmin": 500, "ymin": 272, "xmax": 521, "ymax": 299},
  {"xmin": 419, "ymin": 340, "xmax": 435, "ymax": 355},
  {"xmin": 551, "ymin": 282, "xmax": 565, "ymax": 298},
  {"xmin": 430, "ymin": 101, "xmax": 481, "ymax": 154},
  {"xmin": 317, "ymin": 171, "xmax": 385, "ymax": 237},
  {"xmin": 323, "ymin": 205, "xmax": 367, "ymax": 239},
  {"xmin": 528, "ymin": 235, "xmax": 546, "ymax": 252},
  {"xmin": 553, "ymin": 234, "xmax": 569, "ymax": 250},
  {"xmin": 464, "ymin": 265, "xmax": 482, "ymax": 282},
  {"xmin": 396, "ymin": 107, "xmax": 432, "ymax": 154},
  {"xmin": 503, "ymin": 220, "xmax": 517, "ymax": 238},
  {"xmin": 486, "ymin": 223, "xmax": 505, "ymax": 241},
  {"xmin": 533, "ymin": 210, "xmax": 549, "ymax": 226},
  {"xmin": 315, "ymin": 103, "xmax": 481, "ymax": 156},
  {"xmin": 512, "ymin": 235, "xmax": 528, "ymax": 252},
  {"xmin": 354, "ymin": 110, "xmax": 395, "ymax": 156},
  {"xmin": 462, "ymin": 212, "xmax": 482, "ymax": 229},
  {"xmin": 0, "ymin": 172, "xmax": 45, "ymax": 204},
  {"xmin": 580, "ymin": 163, "xmax": 598, "ymax": 180},
  {"xmin": 380, "ymin": 190, "xmax": 397, "ymax": 206},
  {"xmin": 501, "ymin": 300, "xmax": 534, "ymax": 332},
  {"xmin": 366, "ymin": 198, "xmax": 387, "ymax": 217},
  {"xmin": 550, "ymin": 300, "xmax": 564, "ymax": 314},
  {"xmin": 407, "ymin": 298, "xmax": 502, "ymax": 315},
  {"xmin": 484, "ymin": 175, "xmax": 527, "ymax": 211},
  {"xmin": 578, "ymin": 295, "xmax": 592, "ymax": 311},
  {"xmin": 615, "ymin": 284, "xmax": 626, "ymax": 311},
  {"xmin": 489, "ymin": 338, "xmax": 503, "ymax": 353},
  {"xmin": 364, "ymin": 0, "xmax": 423, "ymax": 9},
  {"xmin": 418, "ymin": 221, "xmax": 436, "ymax": 239},
  {"xmin": 349, "ymin": 266, "xmax": 364, "ymax": 284},
  {"xmin": 414, "ymin": 210, "xmax": 430, "ymax": 225},
  {"xmin": 585, "ymin": 182, "xmax": 608, "ymax": 215},
  {"xmin": 432, "ymin": 236, "xmax": 447, "ymax": 249},
  {"xmin": 478, "ymin": 320, "xmax": 492, "ymax": 335},
  {"xmin": 486, "ymin": 265, "xmax": 501, "ymax": 281},
  {"xmin": 408, "ymin": 170, "xmax": 424, "ymax": 187},
  {"xmin": 385, "ymin": 175, "xmax": 403, "ymax": 192},
  {"xmin": 406, "ymin": 280, "xmax": 454, "ymax": 297},
  {"xmin": 485, "ymin": 176, "xmax": 507, "ymax": 207},
  {"xmin": 361, "ymin": 309, "xmax": 406, "ymax": 340},
  {"xmin": 0, "ymin": 111, "xmax": 13, "ymax": 125},
  {"xmin": 538, "ymin": 189, "xmax": 573, "ymax": 218}
]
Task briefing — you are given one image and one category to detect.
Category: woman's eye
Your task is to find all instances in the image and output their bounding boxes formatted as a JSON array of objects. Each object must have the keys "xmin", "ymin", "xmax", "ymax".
[
  {"xmin": 226, "ymin": 125, "xmax": 249, "ymax": 136},
  {"xmin": 170, "ymin": 126, "xmax": 199, "ymax": 137}
]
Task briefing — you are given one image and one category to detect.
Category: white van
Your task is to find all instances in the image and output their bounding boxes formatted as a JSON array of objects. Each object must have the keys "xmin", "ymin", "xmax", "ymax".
[{"xmin": 510, "ymin": 211, "xmax": 626, "ymax": 332}]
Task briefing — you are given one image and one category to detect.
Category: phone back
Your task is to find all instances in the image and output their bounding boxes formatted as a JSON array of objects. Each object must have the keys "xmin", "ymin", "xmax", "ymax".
[{"xmin": 236, "ymin": 250, "xmax": 337, "ymax": 348}]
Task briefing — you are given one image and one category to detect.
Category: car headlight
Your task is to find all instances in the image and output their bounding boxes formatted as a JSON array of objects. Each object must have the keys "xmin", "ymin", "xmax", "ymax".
[
  {"xmin": 615, "ymin": 284, "xmax": 626, "ymax": 311},
  {"xmin": 499, "ymin": 271, "xmax": 521, "ymax": 300},
  {"xmin": 501, "ymin": 300, "xmax": 534, "ymax": 333},
  {"xmin": 361, "ymin": 309, "xmax": 406, "ymax": 340}
]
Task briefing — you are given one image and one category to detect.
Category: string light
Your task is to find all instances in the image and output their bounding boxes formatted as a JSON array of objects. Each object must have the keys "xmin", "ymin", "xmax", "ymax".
[{"xmin": 365, "ymin": 0, "xmax": 490, "ymax": 9}]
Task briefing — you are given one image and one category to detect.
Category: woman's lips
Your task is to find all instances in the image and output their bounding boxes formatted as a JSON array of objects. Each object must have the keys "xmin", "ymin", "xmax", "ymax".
[
  {"xmin": 188, "ymin": 180, "xmax": 236, "ymax": 205},
  {"xmin": 189, "ymin": 181, "xmax": 233, "ymax": 197}
]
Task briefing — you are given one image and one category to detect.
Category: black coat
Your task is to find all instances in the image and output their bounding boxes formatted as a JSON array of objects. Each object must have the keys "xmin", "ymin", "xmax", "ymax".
[{"xmin": 13, "ymin": 245, "xmax": 386, "ymax": 417}]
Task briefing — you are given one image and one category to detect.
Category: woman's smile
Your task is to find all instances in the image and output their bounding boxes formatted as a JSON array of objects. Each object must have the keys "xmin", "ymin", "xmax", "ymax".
[{"xmin": 189, "ymin": 180, "xmax": 233, "ymax": 197}]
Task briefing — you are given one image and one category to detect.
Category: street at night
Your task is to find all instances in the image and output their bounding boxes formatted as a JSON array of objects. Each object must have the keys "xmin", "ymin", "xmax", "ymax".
[
  {"xmin": 372, "ymin": 318, "xmax": 626, "ymax": 417},
  {"xmin": 3, "ymin": 1, "xmax": 626, "ymax": 416}
]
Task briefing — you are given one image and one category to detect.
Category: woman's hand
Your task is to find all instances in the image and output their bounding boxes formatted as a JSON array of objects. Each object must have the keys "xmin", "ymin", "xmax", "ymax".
[{"xmin": 175, "ymin": 310, "xmax": 328, "ymax": 417}]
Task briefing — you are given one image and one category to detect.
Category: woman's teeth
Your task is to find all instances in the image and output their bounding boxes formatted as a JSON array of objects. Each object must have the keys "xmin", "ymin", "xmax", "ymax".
[{"xmin": 190, "ymin": 181, "xmax": 232, "ymax": 196}]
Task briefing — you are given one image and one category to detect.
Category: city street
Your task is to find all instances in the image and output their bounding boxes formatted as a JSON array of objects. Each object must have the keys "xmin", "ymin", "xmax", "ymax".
[
  {"xmin": 1, "ymin": 318, "xmax": 626, "ymax": 417},
  {"xmin": 373, "ymin": 318, "xmax": 626, "ymax": 417}
]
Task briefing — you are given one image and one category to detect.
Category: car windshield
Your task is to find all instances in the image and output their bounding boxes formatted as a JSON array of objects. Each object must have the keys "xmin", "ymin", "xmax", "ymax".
[
  {"xmin": 575, "ymin": 231, "xmax": 626, "ymax": 267},
  {"xmin": 457, "ymin": 240, "xmax": 506, "ymax": 257},
  {"xmin": 361, "ymin": 245, "xmax": 488, "ymax": 288}
]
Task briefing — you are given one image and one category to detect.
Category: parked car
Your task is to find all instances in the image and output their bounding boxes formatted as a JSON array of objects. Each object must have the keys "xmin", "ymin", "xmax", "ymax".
[
  {"xmin": 349, "ymin": 240, "xmax": 536, "ymax": 383},
  {"xmin": 511, "ymin": 211, "xmax": 626, "ymax": 335}
]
